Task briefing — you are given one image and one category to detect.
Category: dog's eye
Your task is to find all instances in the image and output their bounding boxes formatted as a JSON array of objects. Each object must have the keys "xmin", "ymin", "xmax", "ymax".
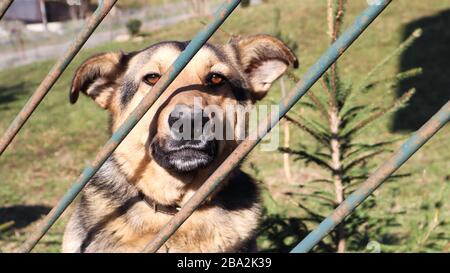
[
  {"xmin": 143, "ymin": 73, "xmax": 161, "ymax": 86},
  {"xmin": 206, "ymin": 73, "xmax": 227, "ymax": 86}
]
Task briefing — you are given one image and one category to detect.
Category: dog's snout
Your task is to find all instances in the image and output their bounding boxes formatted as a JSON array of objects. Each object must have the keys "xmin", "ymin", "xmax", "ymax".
[
  {"xmin": 168, "ymin": 105, "xmax": 210, "ymax": 138},
  {"xmin": 154, "ymin": 104, "xmax": 217, "ymax": 172}
]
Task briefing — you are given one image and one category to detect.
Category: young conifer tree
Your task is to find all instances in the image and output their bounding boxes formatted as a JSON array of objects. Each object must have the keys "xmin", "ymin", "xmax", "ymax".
[{"xmin": 279, "ymin": 0, "xmax": 423, "ymax": 252}]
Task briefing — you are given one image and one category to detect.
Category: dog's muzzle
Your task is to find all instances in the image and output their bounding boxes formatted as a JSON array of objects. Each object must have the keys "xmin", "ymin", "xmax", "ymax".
[{"xmin": 151, "ymin": 104, "xmax": 218, "ymax": 173}]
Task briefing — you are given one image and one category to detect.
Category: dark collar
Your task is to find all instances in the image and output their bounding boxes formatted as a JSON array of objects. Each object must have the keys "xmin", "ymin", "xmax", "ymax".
[{"xmin": 138, "ymin": 191, "xmax": 181, "ymax": 215}]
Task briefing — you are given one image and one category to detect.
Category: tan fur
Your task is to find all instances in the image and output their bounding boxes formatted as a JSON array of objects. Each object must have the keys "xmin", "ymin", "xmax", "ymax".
[{"xmin": 63, "ymin": 35, "xmax": 298, "ymax": 253}]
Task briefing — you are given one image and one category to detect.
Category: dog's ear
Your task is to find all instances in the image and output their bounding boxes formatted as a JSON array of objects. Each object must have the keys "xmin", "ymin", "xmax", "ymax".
[
  {"xmin": 230, "ymin": 34, "xmax": 299, "ymax": 100},
  {"xmin": 70, "ymin": 52, "xmax": 128, "ymax": 108}
]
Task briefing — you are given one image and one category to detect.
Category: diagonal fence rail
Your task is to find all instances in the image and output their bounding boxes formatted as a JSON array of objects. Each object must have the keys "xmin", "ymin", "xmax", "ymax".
[
  {"xmin": 18, "ymin": 0, "xmax": 242, "ymax": 253},
  {"xmin": 290, "ymin": 100, "xmax": 450, "ymax": 253},
  {"xmin": 0, "ymin": 0, "xmax": 118, "ymax": 156},
  {"xmin": 0, "ymin": 0, "xmax": 13, "ymax": 20},
  {"xmin": 142, "ymin": 0, "xmax": 392, "ymax": 252}
]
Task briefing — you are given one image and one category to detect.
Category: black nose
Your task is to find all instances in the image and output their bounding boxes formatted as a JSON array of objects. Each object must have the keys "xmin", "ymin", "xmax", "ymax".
[{"xmin": 168, "ymin": 105, "xmax": 210, "ymax": 139}]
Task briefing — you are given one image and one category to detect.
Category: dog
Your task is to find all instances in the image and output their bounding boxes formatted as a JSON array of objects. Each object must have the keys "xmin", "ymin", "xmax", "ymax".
[{"xmin": 62, "ymin": 34, "xmax": 298, "ymax": 253}]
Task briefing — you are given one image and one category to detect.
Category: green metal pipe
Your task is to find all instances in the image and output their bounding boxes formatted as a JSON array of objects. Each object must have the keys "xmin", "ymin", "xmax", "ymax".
[
  {"xmin": 0, "ymin": 0, "xmax": 118, "ymax": 156},
  {"xmin": 291, "ymin": 100, "xmax": 450, "ymax": 253},
  {"xmin": 17, "ymin": 0, "xmax": 242, "ymax": 253},
  {"xmin": 0, "ymin": 0, "xmax": 13, "ymax": 20},
  {"xmin": 142, "ymin": 0, "xmax": 392, "ymax": 253}
]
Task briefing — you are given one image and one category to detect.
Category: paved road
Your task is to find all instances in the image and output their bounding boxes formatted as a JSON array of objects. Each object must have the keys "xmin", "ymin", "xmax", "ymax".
[
  {"xmin": 0, "ymin": 13, "xmax": 193, "ymax": 70},
  {"xmin": 0, "ymin": 1, "xmax": 195, "ymax": 70},
  {"xmin": 0, "ymin": 0, "xmax": 262, "ymax": 71}
]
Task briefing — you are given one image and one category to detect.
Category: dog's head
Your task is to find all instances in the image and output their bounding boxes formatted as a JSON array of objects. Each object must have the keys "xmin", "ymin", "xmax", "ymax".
[{"xmin": 70, "ymin": 35, "xmax": 297, "ymax": 180}]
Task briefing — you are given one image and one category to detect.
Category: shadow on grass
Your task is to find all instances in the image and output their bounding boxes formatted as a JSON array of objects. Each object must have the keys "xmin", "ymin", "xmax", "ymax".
[
  {"xmin": 393, "ymin": 9, "xmax": 450, "ymax": 132},
  {"xmin": 257, "ymin": 214, "xmax": 334, "ymax": 253},
  {"xmin": 0, "ymin": 83, "xmax": 27, "ymax": 108},
  {"xmin": 0, "ymin": 205, "xmax": 51, "ymax": 231}
]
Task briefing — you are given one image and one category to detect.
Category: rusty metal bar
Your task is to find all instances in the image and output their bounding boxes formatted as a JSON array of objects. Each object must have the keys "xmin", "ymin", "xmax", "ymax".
[
  {"xmin": 0, "ymin": 0, "xmax": 13, "ymax": 20},
  {"xmin": 0, "ymin": 0, "xmax": 117, "ymax": 156},
  {"xmin": 142, "ymin": 0, "xmax": 392, "ymax": 253},
  {"xmin": 17, "ymin": 0, "xmax": 242, "ymax": 253},
  {"xmin": 291, "ymin": 100, "xmax": 450, "ymax": 253}
]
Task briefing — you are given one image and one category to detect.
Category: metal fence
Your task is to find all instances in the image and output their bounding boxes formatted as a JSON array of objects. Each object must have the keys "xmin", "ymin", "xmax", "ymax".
[
  {"xmin": 0, "ymin": 0, "xmax": 448, "ymax": 253},
  {"xmin": 0, "ymin": 0, "xmax": 13, "ymax": 20},
  {"xmin": 0, "ymin": 0, "xmax": 118, "ymax": 155}
]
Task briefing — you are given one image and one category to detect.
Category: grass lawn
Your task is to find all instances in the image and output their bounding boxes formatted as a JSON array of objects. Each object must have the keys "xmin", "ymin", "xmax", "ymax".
[{"xmin": 0, "ymin": 0, "xmax": 449, "ymax": 253}]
